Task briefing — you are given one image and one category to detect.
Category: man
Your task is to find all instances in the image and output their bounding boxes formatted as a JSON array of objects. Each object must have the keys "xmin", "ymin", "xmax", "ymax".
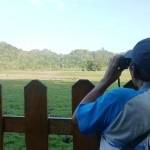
[{"xmin": 73, "ymin": 38, "xmax": 150, "ymax": 149}]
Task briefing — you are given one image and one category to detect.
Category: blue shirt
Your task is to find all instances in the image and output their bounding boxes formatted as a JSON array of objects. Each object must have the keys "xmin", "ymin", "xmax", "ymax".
[{"xmin": 75, "ymin": 85, "xmax": 150, "ymax": 149}]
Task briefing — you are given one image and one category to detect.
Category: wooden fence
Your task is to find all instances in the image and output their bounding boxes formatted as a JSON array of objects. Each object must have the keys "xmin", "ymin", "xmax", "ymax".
[{"xmin": 0, "ymin": 79, "xmax": 101, "ymax": 150}]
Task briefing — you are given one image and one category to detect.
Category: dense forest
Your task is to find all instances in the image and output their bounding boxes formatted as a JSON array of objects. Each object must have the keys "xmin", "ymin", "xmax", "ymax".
[{"xmin": 0, "ymin": 42, "xmax": 114, "ymax": 71}]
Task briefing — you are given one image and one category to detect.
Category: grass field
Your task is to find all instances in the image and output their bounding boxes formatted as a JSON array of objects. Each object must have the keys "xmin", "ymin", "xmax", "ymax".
[
  {"xmin": 0, "ymin": 71, "xmax": 131, "ymax": 149},
  {"xmin": 0, "ymin": 70, "xmax": 131, "ymax": 81},
  {"xmin": 2, "ymin": 80, "xmax": 73, "ymax": 150}
]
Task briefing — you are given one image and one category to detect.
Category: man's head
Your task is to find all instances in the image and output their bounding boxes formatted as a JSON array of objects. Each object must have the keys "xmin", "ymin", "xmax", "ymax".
[{"xmin": 126, "ymin": 38, "xmax": 150, "ymax": 88}]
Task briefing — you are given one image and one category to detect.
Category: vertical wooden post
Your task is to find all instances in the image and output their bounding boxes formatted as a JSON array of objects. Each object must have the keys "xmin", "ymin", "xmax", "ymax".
[
  {"xmin": 72, "ymin": 80, "xmax": 100, "ymax": 150},
  {"xmin": 25, "ymin": 80, "xmax": 48, "ymax": 150},
  {"xmin": 0, "ymin": 85, "xmax": 3, "ymax": 150}
]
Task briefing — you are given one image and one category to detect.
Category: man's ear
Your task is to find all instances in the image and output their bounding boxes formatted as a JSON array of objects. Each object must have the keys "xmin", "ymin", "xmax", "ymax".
[
  {"xmin": 129, "ymin": 64, "xmax": 143, "ymax": 89},
  {"xmin": 129, "ymin": 65, "xmax": 135, "ymax": 79},
  {"xmin": 129, "ymin": 64, "xmax": 139, "ymax": 79},
  {"xmin": 129, "ymin": 65, "xmax": 140, "ymax": 88}
]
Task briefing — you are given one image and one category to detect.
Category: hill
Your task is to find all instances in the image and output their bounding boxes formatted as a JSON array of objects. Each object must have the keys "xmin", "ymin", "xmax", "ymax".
[{"xmin": 0, "ymin": 42, "xmax": 114, "ymax": 71}]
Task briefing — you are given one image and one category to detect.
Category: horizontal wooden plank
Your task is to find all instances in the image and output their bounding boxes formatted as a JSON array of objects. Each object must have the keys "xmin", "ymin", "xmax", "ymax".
[
  {"xmin": 4, "ymin": 116, "xmax": 25, "ymax": 132},
  {"xmin": 3, "ymin": 116, "xmax": 72, "ymax": 135},
  {"xmin": 49, "ymin": 117, "xmax": 72, "ymax": 135}
]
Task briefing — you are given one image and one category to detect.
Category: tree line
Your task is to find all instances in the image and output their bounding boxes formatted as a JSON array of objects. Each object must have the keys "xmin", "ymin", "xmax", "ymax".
[{"xmin": 0, "ymin": 42, "xmax": 114, "ymax": 71}]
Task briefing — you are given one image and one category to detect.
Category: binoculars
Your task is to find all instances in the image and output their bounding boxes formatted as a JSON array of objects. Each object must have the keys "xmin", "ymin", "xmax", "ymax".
[{"xmin": 118, "ymin": 56, "xmax": 131, "ymax": 70}]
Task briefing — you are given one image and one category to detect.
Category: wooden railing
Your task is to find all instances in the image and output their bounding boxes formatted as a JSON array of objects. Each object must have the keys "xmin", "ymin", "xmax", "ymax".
[{"xmin": 0, "ymin": 80, "xmax": 100, "ymax": 150}]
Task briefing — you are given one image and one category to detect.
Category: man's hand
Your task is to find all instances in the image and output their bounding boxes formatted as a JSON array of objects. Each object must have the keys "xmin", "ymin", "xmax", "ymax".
[{"xmin": 102, "ymin": 55, "xmax": 123, "ymax": 85}]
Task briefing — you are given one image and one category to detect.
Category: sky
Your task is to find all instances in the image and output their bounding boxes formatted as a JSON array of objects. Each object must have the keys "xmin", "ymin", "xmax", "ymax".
[{"xmin": 0, "ymin": 0, "xmax": 150, "ymax": 54}]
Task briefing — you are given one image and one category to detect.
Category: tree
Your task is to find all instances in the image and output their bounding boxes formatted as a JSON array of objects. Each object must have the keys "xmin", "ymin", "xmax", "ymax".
[{"xmin": 86, "ymin": 60, "xmax": 96, "ymax": 71}]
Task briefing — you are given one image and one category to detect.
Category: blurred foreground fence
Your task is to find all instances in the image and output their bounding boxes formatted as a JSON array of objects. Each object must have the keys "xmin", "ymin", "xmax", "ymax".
[{"xmin": 0, "ymin": 80, "xmax": 100, "ymax": 150}]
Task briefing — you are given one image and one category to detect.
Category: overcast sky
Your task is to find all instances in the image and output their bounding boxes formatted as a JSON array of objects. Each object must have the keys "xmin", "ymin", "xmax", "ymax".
[{"xmin": 0, "ymin": 0, "xmax": 150, "ymax": 54}]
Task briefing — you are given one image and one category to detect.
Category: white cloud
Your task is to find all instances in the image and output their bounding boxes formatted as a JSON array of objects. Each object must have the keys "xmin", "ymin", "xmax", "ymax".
[
  {"xmin": 47, "ymin": 0, "xmax": 65, "ymax": 12},
  {"xmin": 31, "ymin": 0, "xmax": 42, "ymax": 6},
  {"xmin": 30, "ymin": 0, "xmax": 65, "ymax": 12},
  {"xmin": 57, "ymin": 1, "xmax": 65, "ymax": 12}
]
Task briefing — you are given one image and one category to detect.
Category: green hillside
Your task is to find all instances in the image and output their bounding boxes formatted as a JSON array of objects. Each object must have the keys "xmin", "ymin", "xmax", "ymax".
[{"xmin": 0, "ymin": 42, "xmax": 114, "ymax": 71}]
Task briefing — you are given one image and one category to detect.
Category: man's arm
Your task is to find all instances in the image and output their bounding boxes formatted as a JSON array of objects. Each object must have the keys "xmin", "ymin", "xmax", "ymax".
[{"xmin": 72, "ymin": 55, "xmax": 123, "ymax": 122}]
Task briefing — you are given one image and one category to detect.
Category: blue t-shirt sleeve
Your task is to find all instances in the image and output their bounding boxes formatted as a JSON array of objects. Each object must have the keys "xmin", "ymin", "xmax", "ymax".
[
  {"xmin": 75, "ymin": 88, "xmax": 137, "ymax": 135},
  {"xmin": 75, "ymin": 89, "xmax": 119, "ymax": 134}
]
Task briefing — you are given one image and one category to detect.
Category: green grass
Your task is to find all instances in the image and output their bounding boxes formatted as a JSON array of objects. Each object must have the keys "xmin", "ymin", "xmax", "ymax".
[
  {"xmin": 2, "ymin": 80, "xmax": 73, "ymax": 117},
  {"xmin": 1, "ymin": 80, "xmax": 73, "ymax": 150},
  {"xmin": 0, "ymin": 78, "xmax": 129, "ymax": 150}
]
